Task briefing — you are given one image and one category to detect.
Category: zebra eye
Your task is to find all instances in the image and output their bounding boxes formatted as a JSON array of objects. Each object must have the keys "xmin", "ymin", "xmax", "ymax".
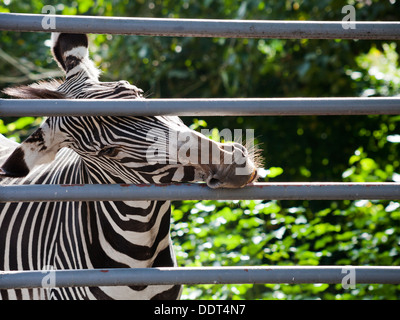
[{"xmin": 98, "ymin": 146, "xmax": 119, "ymax": 157}]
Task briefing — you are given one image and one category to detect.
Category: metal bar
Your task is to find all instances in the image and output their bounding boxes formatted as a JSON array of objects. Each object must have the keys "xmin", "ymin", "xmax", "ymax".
[
  {"xmin": 1, "ymin": 266, "xmax": 399, "ymax": 289},
  {"xmin": 0, "ymin": 183, "xmax": 399, "ymax": 202},
  {"xmin": 1, "ymin": 13, "xmax": 400, "ymax": 40},
  {"xmin": 1, "ymin": 97, "xmax": 400, "ymax": 117}
]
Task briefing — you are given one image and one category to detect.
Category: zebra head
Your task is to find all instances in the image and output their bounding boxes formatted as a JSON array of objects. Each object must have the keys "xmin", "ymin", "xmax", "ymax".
[{"xmin": 0, "ymin": 33, "xmax": 259, "ymax": 188}]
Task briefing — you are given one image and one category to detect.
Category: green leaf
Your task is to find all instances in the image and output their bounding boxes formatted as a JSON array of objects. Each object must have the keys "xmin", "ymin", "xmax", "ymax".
[
  {"xmin": 267, "ymin": 167, "xmax": 284, "ymax": 178},
  {"xmin": 360, "ymin": 158, "xmax": 377, "ymax": 171}
]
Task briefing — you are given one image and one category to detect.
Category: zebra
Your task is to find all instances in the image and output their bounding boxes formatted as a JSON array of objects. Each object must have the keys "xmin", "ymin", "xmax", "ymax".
[{"xmin": 0, "ymin": 33, "xmax": 259, "ymax": 300}]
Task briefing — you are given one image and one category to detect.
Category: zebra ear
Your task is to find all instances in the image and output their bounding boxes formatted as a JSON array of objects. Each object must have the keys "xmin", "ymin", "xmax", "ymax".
[
  {"xmin": 51, "ymin": 33, "xmax": 100, "ymax": 79},
  {"xmin": 0, "ymin": 126, "xmax": 62, "ymax": 178},
  {"xmin": 0, "ymin": 147, "xmax": 30, "ymax": 178},
  {"xmin": 51, "ymin": 33, "xmax": 88, "ymax": 72}
]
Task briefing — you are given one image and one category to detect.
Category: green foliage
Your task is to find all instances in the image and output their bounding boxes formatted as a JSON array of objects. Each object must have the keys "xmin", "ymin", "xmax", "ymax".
[
  {"xmin": 172, "ymin": 164, "xmax": 400, "ymax": 299},
  {"xmin": 353, "ymin": 43, "xmax": 400, "ymax": 97},
  {"xmin": 1, "ymin": 0, "xmax": 400, "ymax": 300},
  {"xmin": 0, "ymin": 117, "xmax": 42, "ymax": 143}
]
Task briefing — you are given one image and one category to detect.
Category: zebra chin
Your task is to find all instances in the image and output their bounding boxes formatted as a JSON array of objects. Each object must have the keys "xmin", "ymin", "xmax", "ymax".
[
  {"xmin": 206, "ymin": 167, "xmax": 258, "ymax": 189},
  {"xmin": 199, "ymin": 142, "xmax": 260, "ymax": 189},
  {"xmin": 204, "ymin": 161, "xmax": 259, "ymax": 189}
]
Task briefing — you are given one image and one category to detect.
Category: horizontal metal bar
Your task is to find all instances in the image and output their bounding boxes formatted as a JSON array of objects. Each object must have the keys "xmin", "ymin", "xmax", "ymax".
[
  {"xmin": 1, "ymin": 13, "xmax": 400, "ymax": 40},
  {"xmin": 1, "ymin": 266, "xmax": 399, "ymax": 289},
  {"xmin": 0, "ymin": 183, "xmax": 399, "ymax": 202},
  {"xmin": 1, "ymin": 98, "xmax": 400, "ymax": 117}
]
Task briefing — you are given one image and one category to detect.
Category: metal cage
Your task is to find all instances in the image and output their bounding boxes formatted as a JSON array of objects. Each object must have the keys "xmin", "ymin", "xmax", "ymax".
[{"xmin": 1, "ymin": 13, "xmax": 400, "ymax": 291}]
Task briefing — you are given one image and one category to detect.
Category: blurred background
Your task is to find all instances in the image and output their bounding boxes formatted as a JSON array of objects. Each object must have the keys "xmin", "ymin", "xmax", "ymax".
[{"xmin": 1, "ymin": 0, "xmax": 399, "ymax": 299}]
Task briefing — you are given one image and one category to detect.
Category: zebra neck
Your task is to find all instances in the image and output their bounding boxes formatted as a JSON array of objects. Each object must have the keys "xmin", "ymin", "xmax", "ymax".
[{"xmin": 77, "ymin": 155, "xmax": 173, "ymax": 269}]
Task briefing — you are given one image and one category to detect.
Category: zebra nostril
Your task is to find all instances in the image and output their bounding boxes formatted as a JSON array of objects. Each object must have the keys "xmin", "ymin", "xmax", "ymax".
[
  {"xmin": 207, "ymin": 176, "xmax": 222, "ymax": 189},
  {"xmin": 233, "ymin": 142, "xmax": 248, "ymax": 155}
]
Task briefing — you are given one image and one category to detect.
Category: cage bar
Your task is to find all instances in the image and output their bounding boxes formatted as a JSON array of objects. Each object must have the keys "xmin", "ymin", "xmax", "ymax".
[
  {"xmin": 1, "ymin": 266, "xmax": 399, "ymax": 289},
  {"xmin": 1, "ymin": 13, "xmax": 400, "ymax": 40},
  {"xmin": 0, "ymin": 183, "xmax": 399, "ymax": 202},
  {"xmin": 1, "ymin": 13, "xmax": 399, "ymax": 290},
  {"xmin": 1, "ymin": 97, "xmax": 400, "ymax": 117}
]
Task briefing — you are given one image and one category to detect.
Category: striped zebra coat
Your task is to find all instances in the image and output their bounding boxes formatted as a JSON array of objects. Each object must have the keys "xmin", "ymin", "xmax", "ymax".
[{"xmin": 0, "ymin": 33, "xmax": 258, "ymax": 300}]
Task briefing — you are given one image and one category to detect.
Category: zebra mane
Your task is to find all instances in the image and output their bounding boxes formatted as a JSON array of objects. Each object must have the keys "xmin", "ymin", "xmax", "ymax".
[{"xmin": 2, "ymin": 79, "xmax": 66, "ymax": 99}]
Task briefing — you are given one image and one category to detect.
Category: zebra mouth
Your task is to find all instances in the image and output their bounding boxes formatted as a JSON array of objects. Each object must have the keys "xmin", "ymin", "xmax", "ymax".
[
  {"xmin": 205, "ymin": 165, "xmax": 258, "ymax": 189},
  {"xmin": 247, "ymin": 169, "xmax": 259, "ymax": 184}
]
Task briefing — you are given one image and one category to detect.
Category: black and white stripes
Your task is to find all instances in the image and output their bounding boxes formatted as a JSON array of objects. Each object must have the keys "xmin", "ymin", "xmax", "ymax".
[{"xmin": 0, "ymin": 32, "xmax": 257, "ymax": 299}]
